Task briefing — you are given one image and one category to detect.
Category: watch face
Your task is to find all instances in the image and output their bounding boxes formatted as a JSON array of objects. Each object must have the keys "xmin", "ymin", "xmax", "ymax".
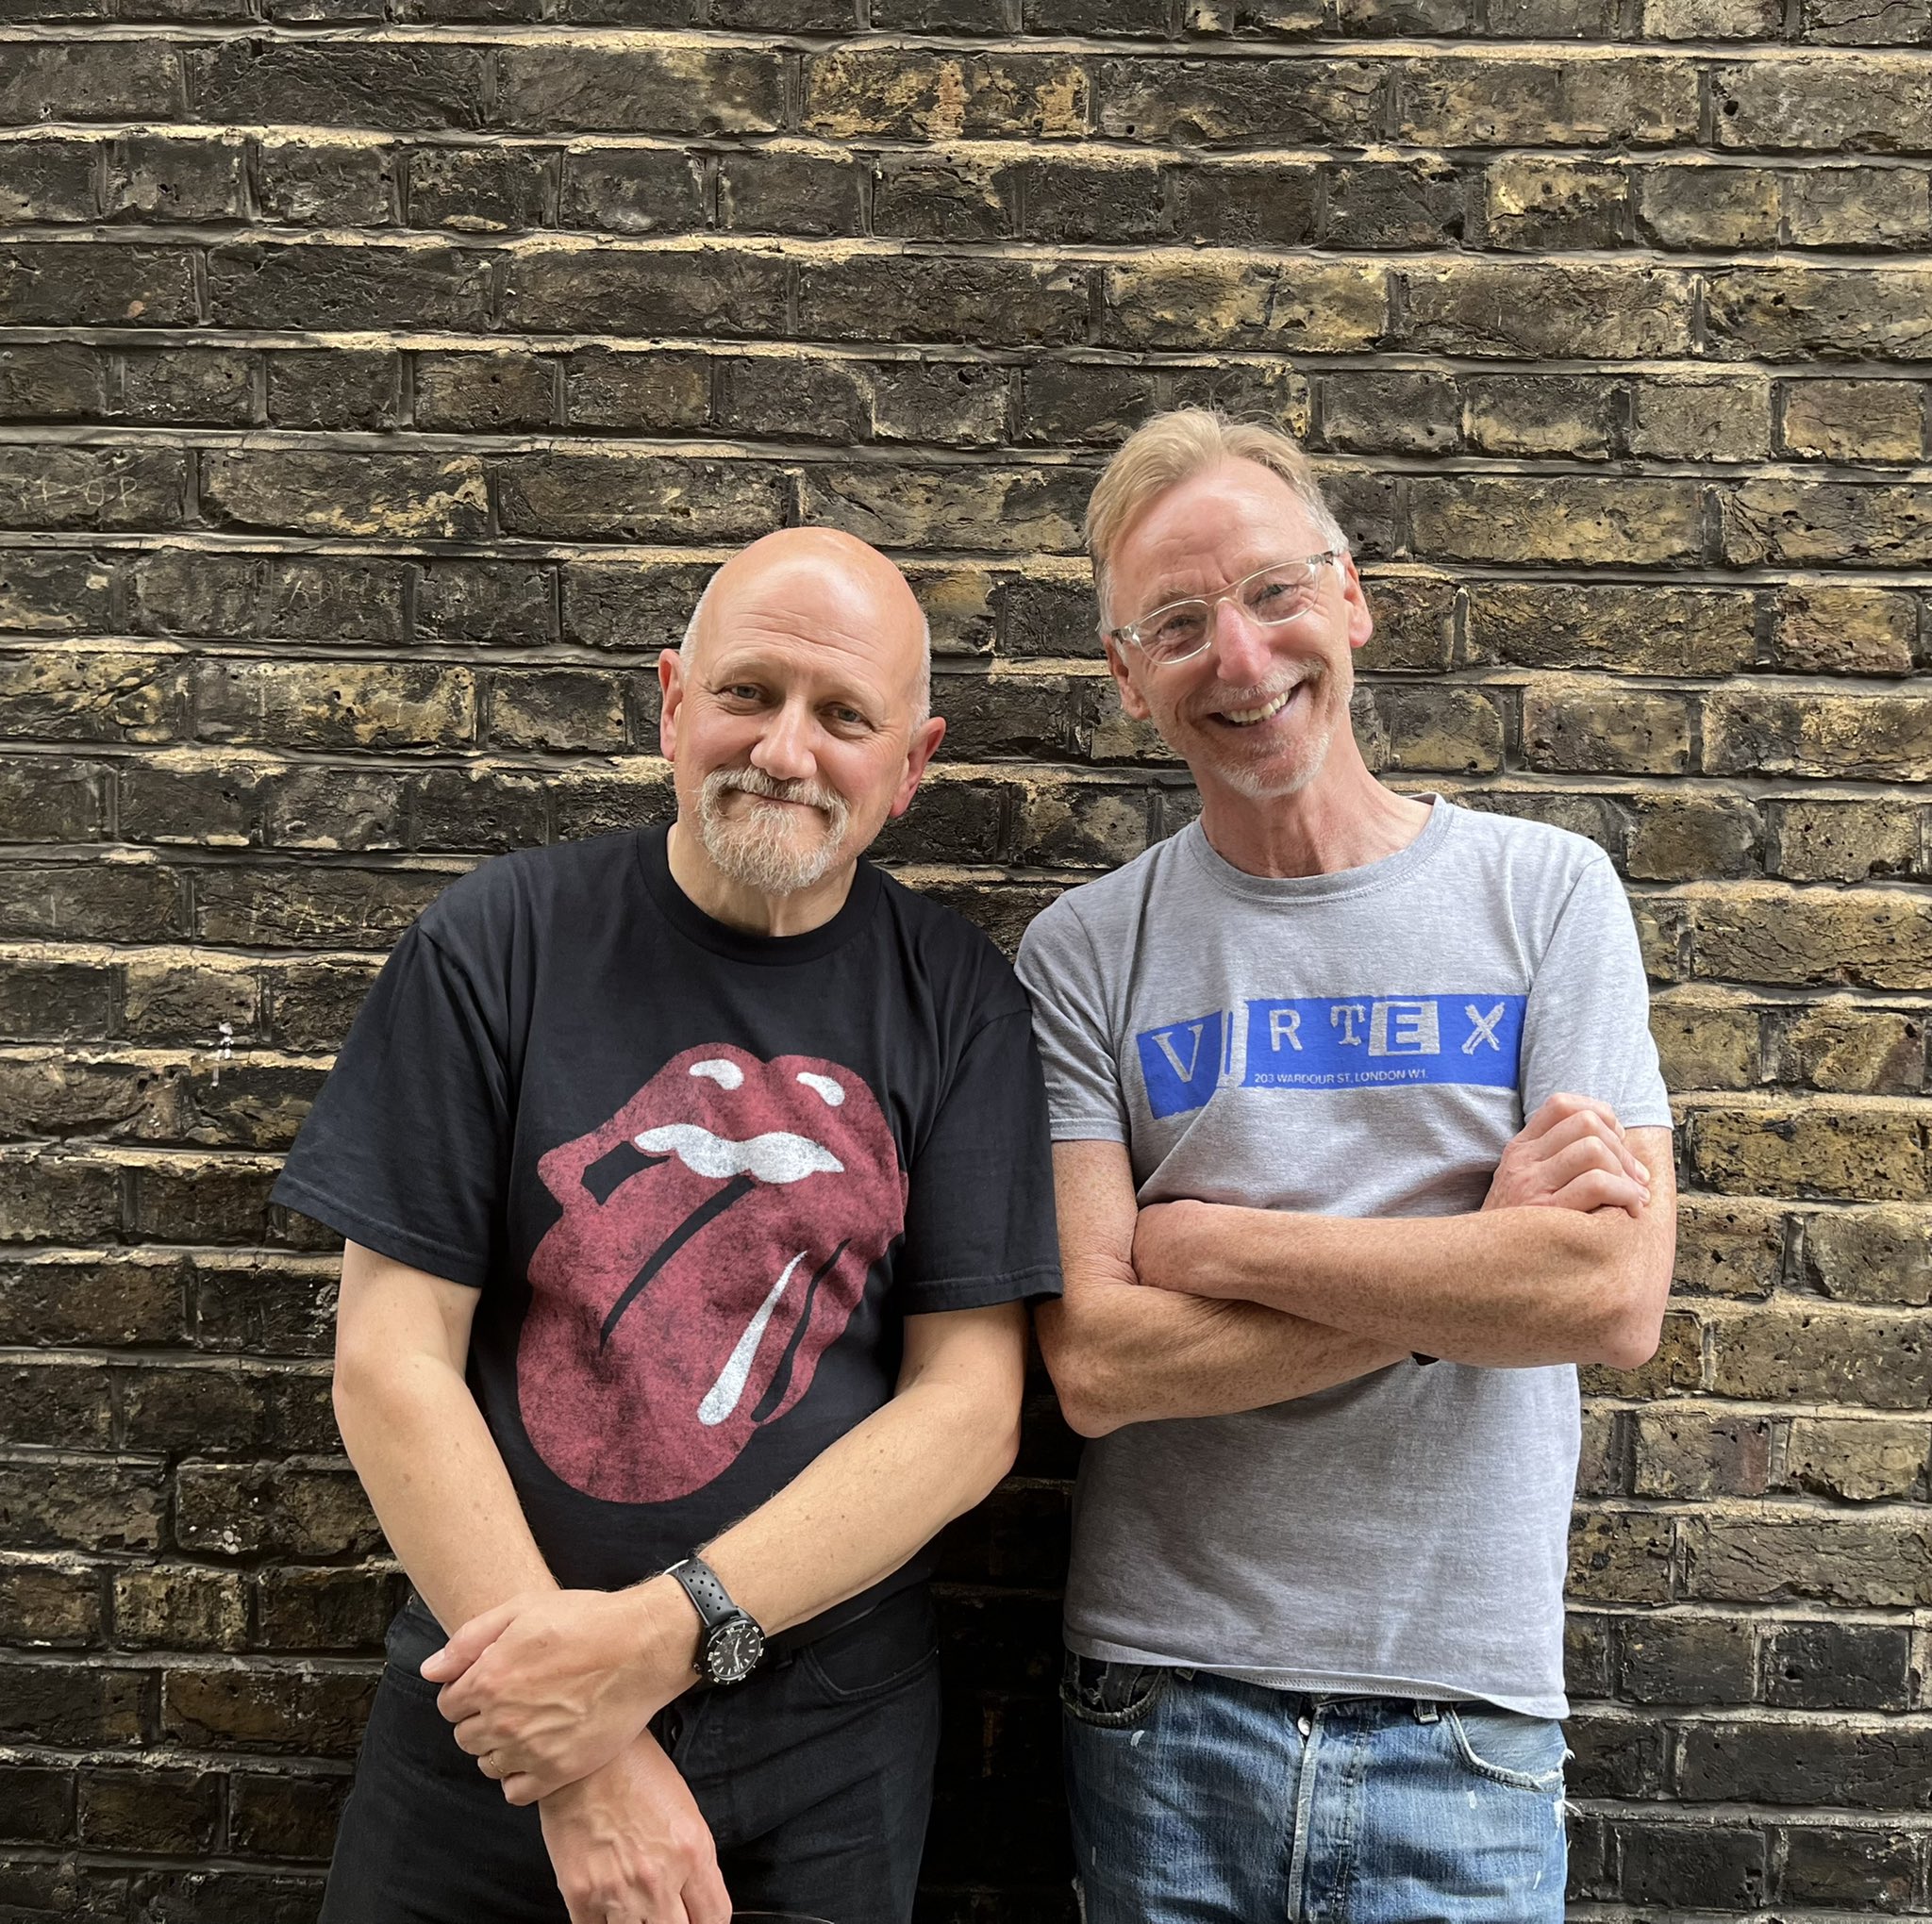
[{"xmin": 706, "ymin": 1617, "xmax": 765, "ymax": 1684}]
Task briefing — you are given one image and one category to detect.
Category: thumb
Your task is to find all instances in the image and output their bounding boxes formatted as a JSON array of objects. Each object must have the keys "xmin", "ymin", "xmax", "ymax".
[{"xmin": 420, "ymin": 1600, "xmax": 518, "ymax": 1684}]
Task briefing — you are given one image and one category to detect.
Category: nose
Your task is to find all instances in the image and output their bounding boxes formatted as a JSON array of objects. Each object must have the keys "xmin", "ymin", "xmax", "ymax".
[
  {"xmin": 748, "ymin": 698, "xmax": 817, "ymax": 784},
  {"xmin": 1206, "ymin": 596, "xmax": 1274, "ymax": 685}
]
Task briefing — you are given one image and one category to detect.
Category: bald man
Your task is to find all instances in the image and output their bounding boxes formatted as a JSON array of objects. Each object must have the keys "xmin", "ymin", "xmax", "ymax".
[{"xmin": 274, "ymin": 530, "xmax": 1062, "ymax": 1924}]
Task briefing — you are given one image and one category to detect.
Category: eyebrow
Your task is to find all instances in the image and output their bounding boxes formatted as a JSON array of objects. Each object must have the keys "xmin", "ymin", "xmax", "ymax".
[{"xmin": 704, "ymin": 653, "xmax": 885, "ymax": 716}]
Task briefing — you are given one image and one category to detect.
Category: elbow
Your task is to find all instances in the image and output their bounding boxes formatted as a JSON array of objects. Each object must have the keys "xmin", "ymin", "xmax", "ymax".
[
  {"xmin": 1590, "ymin": 1266, "xmax": 1671, "ymax": 1372},
  {"xmin": 1041, "ymin": 1354, "xmax": 1125, "ymax": 1440}
]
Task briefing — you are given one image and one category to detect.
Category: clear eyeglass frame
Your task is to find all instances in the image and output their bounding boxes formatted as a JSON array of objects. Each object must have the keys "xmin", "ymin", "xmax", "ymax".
[{"xmin": 1110, "ymin": 550, "xmax": 1345, "ymax": 667}]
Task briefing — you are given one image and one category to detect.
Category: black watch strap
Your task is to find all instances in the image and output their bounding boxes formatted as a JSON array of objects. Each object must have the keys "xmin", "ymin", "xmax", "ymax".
[{"xmin": 665, "ymin": 1553, "xmax": 736, "ymax": 1634}]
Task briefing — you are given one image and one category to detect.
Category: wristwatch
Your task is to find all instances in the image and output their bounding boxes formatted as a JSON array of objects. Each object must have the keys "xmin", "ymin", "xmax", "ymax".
[{"xmin": 664, "ymin": 1554, "xmax": 766, "ymax": 1685}]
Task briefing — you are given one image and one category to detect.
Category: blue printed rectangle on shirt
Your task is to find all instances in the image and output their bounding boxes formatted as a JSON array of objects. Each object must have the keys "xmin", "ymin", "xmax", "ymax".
[
  {"xmin": 1243, "ymin": 993, "xmax": 1524, "ymax": 1096},
  {"xmin": 1134, "ymin": 1008, "xmax": 1226, "ymax": 1120}
]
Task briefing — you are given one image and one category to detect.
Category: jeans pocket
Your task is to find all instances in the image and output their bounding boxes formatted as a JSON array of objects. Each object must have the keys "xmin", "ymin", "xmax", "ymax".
[
  {"xmin": 1059, "ymin": 1652, "xmax": 1172, "ymax": 1730},
  {"xmin": 1444, "ymin": 1707, "xmax": 1568, "ymax": 1791},
  {"xmin": 798, "ymin": 1591, "xmax": 940, "ymax": 1705}
]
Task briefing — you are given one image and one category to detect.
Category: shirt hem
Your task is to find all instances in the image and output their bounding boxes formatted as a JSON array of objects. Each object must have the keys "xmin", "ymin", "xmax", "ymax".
[
  {"xmin": 901, "ymin": 1263, "xmax": 1063, "ymax": 1312},
  {"xmin": 1064, "ymin": 1630, "xmax": 1568, "ymax": 1719}
]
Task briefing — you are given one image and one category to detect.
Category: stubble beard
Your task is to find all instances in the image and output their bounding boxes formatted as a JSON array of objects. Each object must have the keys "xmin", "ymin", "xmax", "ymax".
[
  {"xmin": 697, "ymin": 768, "xmax": 853, "ymax": 895},
  {"xmin": 1191, "ymin": 665, "xmax": 1339, "ymax": 801}
]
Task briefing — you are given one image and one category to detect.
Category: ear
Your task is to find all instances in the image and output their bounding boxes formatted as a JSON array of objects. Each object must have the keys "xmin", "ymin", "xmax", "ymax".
[
  {"xmin": 887, "ymin": 715, "xmax": 947, "ymax": 819},
  {"xmin": 658, "ymin": 648, "xmax": 684, "ymax": 759},
  {"xmin": 1103, "ymin": 634, "xmax": 1153, "ymax": 722},
  {"xmin": 1339, "ymin": 556, "xmax": 1374, "ymax": 653}
]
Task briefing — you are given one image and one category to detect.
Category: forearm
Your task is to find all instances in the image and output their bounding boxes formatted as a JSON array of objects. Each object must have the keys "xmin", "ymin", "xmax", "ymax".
[
  {"xmin": 1040, "ymin": 1284, "xmax": 1405, "ymax": 1438},
  {"xmin": 333, "ymin": 1354, "xmax": 555, "ymax": 1634},
  {"xmin": 1156, "ymin": 1202, "xmax": 1649, "ymax": 1368},
  {"xmin": 698, "ymin": 1368, "xmax": 1019, "ymax": 1636}
]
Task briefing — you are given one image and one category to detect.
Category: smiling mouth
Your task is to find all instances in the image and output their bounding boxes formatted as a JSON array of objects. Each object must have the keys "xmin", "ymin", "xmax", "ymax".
[{"xmin": 1213, "ymin": 686, "xmax": 1302, "ymax": 728}]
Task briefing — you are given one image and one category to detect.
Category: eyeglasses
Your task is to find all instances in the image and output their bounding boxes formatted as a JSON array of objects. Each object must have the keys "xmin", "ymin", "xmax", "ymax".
[{"xmin": 1110, "ymin": 551, "xmax": 1345, "ymax": 667}]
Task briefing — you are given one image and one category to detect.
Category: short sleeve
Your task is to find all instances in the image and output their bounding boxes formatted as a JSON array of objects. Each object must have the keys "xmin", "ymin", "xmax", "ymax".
[
  {"xmin": 1013, "ymin": 904, "xmax": 1128, "ymax": 1143},
  {"xmin": 1520, "ymin": 854, "xmax": 1674, "ymax": 1132},
  {"xmin": 895, "ymin": 1007, "xmax": 1062, "ymax": 1314},
  {"xmin": 271, "ymin": 923, "xmax": 509, "ymax": 1287}
]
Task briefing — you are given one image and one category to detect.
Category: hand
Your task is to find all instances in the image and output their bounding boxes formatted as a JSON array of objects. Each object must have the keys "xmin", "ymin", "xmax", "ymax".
[
  {"xmin": 423, "ymin": 1583, "xmax": 695, "ymax": 1804},
  {"xmin": 540, "ymin": 1731, "xmax": 731, "ymax": 1924},
  {"xmin": 1484, "ymin": 1093, "xmax": 1651, "ymax": 1219},
  {"xmin": 1130, "ymin": 1198, "xmax": 1213, "ymax": 1293}
]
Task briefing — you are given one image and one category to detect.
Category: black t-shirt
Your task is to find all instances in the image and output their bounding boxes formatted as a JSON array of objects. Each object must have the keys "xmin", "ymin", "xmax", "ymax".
[{"xmin": 274, "ymin": 825, "xmax": 1061, "ymax": 1623}]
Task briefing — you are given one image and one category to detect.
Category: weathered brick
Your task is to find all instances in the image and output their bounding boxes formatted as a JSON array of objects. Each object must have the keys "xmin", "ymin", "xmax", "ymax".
[
  {"xmin": 1568, "ymin": 1510, "xmax": 1674, "ymax": 1603},
  {"xmin": 1398, "ymin": 55, "xmax": 1698, "ymax": 146},
  {"xmin": 1459, "ymin": 583, "xmax": 1757, "ymax": 674},
  {"xmin": 1627, "ymin": 373, "xmax": 1773, "ymax": 461},
  {"xmin": 1803, "ymin": 1203, "xmax": 1931, "ymax": 1304},
  {"xmin": 1782, "ymin": 377, "xmax": 1924, "ymax": 463},
  {"xmin": 194, "ymin": 661, "xmax": 476, "ymax": 755},
  {"xmin": 253, "ymin": 134, "xmax": 398, "ymax": 227},
  {"xmin": 192, "ymin": 41, "xmax": 485, "ymax": 130},
  {"xmin": 1773, "ymin": 1001, "xmax": 1924, "ymax": 1091},
  {"xmin": 1092, "ymin": 56, "xmax": 1376, "ymax": 145},
  {"xmin": 105, "ymin": 133, "xmax": 244, "ymax": 223},
  {"xmin": 0, "ymin": 1657, "xmax": 145, "ymax": 1744},
  {"xmin": 1412, "ymin": 476, "xmax": 1702, "ymax": 566},
  {"xmin": 0, "ymin": 1460, "xmax": 165, "ymax": 1553},
  {"xmin": 112, "ymin": 1566, "xmax": 248, "ymax": 1651},
  {"xmin": 0, "ymin": 648, "xmax": 188, "ymax": 745},
  {"xmin": 1678, "ymin": 1715, "xmax": 1932, "ymax": 1806},
  {"xmin": 267, "ymin": 349, "xmax": 400, "ymax": 431},
  {"xmin": 1100, "ymin": 256, "xmax": 1386, "ymax": 354},
  {"xmin": 1690, "ymin": 883, "xmax": 1932, "ymax": 990},
  {"xmin": 560, "ymin": 145, "xmax": 704, "ymax": 235},
  {"xmin": 0, "ymin": 446, "xmax": 184, "ymax": 532},
  {"xmin": 121, "ymin": 348, "xmax": 254, "ymax": 427},
  {"xmin": 1635, "ymin": 162, "xmax": 1781, "ymax": 247},
  {"xmin": 1523, "ymin": 682, "xmax": 1691, "ymax": 775},
  {"xmin": 1324, "ymin": 157, "xmax": 1466, "ymax": 247},
  {"xmin": 1483, "ymin": 157, "xmax": 1629, "ymax": 250},
  {"xmin": 1405, "ymin": 261, "xmax": 1692, "ymax": 357},
  {"xmin": 0, "ymin": 550, "xmax": 114, "ymax": 636},
  {"xmin": 1763, "ymin": 1620, "xmax": 1914, "ymax": 1711},
  {"xmin": 253, "ymin": 1567, "xmax": 397, "ymax": 1653},
  {"xmin": 1707, "ymin": 268, "xmax": 1932, "ymax": 364},
  {"xmin": 1777, "ymin": 1822, "xmax": 1921, "ymax": 1908},
  {"xmin": 203, "ymin": 451, "xmax": 488, "ymax": 541},
  {"xmin": 1626, "ymin": 792, "xmax": 1763, "ymax": 882},
  {"xmin": 1773, "ymin": 585, "xmax": 1919, "ymax": 676},
  {"xmin": 228, "ymin": 1768, "xmax": 353, "ymax": 1857},
  {"xmin": 0, "ymin": 240, "xmax": 197, "ymax": 327},
  {"xmin": 1706, "ymin": 689, "xmax": 1932, "ymax": 781},
  {"xmin": 161, "ymin": 1662, "xmax": 376, "ymax": 1756},
  {"xmin": 78, "ymin": 1767, "xmax": 220, "ymax": 1853},
  {"xmin": 1618, "ymin": 1821, "xmax": 1767, "ymax": 1909},
  {"xmin": 0, "ymin": 41, "xmax": 179, "ymax": 122},
  {"xmin": 176, "ymin": 1460, "xmax": 380, "ymax": 1558},
  {"xmin": 1686, "ymin": 1513, "xmax": 1932, "ymax": 1606},
  {"xmin": 209, "ymin": 240, "xmax": 489, "ymax": 330},
  {"xmin": 1461, "ymin": 373, "xmax": 1616, "ymax": 458},
  {"xmin": 1711, "ymin": 57, "xmax": 1932, "ymax": 154},
  {"xmin": 802, "ymin": 463, "xmax": 1086, "ymax": 555},
  {"xmin": 408, "ymin": 142, "xmax": 550, "ymax": 232},
  {"xmin": 498, "ymin": 449, "xmax": 789, "ymax": 541},
  {"xmin": 1707, "ymin": 1303, "xmax": 1926, "ymax": 1406},
  {"xmin": 1687, "ymin": 1099, "xmax": 1926, "ymax": 1200},
  {"xmin": 0, "ymin": 1561, "xmax": 102, "ymax": 1648},
  {"xmin": 498, "ymin": 44, "xmax": 783, "ymax": 135},
  {"xmin": 1649, "ymin": 993, "xmax": 1759, "ymax": 1090},
  {"xmin": 414, "ymin": 350, "xmax": 557, "ymax": 432},
  {"xmin": 1783, "ymin": 162, "xmax": 1932, "ymax": 246}
]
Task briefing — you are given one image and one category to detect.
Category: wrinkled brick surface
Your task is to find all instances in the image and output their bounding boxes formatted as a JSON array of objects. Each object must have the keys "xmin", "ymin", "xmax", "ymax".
[{"xmin": 0, "ymin": 5, "xmax": 1927, "ymax": 1920}]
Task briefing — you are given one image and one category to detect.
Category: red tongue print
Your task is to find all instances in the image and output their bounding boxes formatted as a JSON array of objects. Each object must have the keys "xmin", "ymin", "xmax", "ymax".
[{"xmin": 519, "ymin": 1044, "xmax": 905, "ymax": 1503}]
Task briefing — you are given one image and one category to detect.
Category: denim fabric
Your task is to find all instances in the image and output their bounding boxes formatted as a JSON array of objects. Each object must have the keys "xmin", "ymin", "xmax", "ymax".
[
  {"xmin": 320, "ymin": 1586, "xmax": 941, "ymax": 1924},
  {"xmin": 1062, "ymin": 1657, "xmax": 1568, "ymax": 1924}
]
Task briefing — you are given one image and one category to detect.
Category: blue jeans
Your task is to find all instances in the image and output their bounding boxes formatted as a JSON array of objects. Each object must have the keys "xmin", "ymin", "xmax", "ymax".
[{"xmin": 1062, "ymin": 1656, "xmax": 1568, "ymax": 1923}]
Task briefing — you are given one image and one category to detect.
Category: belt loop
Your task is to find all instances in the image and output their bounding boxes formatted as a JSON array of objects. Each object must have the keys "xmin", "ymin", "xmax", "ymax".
[{"xmin": 1413, "ymin": 1700, "xmax": 1440, "ymax": 1724}]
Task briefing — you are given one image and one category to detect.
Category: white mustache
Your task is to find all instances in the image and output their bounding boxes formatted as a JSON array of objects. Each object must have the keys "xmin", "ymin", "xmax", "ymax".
[{"xmin": 634, "ymin": 1123, "xmax": 842, "ymax": 1185}]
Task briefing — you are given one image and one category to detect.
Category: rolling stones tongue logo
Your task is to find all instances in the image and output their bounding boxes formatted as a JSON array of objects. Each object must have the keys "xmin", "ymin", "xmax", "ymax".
[{"xmin": 518, "ymin": 1045, "xmax": 905, "ymax": 1504}]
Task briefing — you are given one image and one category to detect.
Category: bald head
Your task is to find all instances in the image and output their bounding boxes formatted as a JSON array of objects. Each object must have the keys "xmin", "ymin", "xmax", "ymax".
[{"xmin": 682, "ymin": 528, "xmax": 932, "ymax": 723}]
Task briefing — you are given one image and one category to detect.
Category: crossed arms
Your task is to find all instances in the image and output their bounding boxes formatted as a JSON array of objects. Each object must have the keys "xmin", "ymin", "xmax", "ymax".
[
  {"xmin": 332, "ymin": 1240, "xmax": 1026, "ymax": 1921},
  {"xmin": 1038, "ymin": 1093, "xmax": 1677, "ymax": 1438}
]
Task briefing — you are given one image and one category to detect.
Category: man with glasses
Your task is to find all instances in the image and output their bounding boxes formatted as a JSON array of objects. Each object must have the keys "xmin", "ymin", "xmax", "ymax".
[{"xmin": 1014, "ymin": 411, "xmax": 1676, "ymax": 1920}]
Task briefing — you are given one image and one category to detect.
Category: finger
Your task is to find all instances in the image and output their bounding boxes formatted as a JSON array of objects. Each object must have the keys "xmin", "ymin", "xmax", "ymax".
[
  {"xmin": 1541, "ymin": 1136, "xmax": 1643, "ymax": 1196},
  {"xmin": 685, "ymin": 1860, "xmax": 731, "ymax": 1924},
  {"xmin": 421, "ymin": 1601, "xmax": 519, "ymax": 1685},
  {"xmin": 1532, "ymin": 1109, "xmax": 1646, "ymax": 1180},
  {"xmin": 451, "ymin": 1713, "xmax": 498, "ymax": 1757},
  {"xmin": 1516, "ymin": 1092, "xmax": 1624, "ymax": 1146},
  {"xmin": 1544, "ymin": 1169, "xmax": 1648, "ymax": 1218},
  {"xmin": 502, "ymin": 1767, "xmax": 552, "ymax": 1806}
]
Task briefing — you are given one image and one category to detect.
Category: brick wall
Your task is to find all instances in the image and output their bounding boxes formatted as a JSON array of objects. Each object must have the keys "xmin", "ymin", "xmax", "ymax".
[{"xmin": 1, "ymin": 1, "xmax": 1928, "ymax": 1917}]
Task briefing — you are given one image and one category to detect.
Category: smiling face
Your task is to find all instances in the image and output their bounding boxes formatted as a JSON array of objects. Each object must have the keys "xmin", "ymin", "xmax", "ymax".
[
  {"xmin": 660, "ymin": 531, "xmax": 944, "ymax": 907},
  {"xmin": 1104, "ymin": 459, "xmax": 1374, "ymax": 810}
]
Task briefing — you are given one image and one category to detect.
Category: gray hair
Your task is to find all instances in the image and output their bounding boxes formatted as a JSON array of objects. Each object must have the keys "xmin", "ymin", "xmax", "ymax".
[{"xmin": 1086, "ymin": 409, "xmax": 1349, "ymax": 631}]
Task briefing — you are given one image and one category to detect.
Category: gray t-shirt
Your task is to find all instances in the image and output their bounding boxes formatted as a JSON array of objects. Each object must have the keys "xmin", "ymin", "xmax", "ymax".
[{"xmin": 1014, "ymin": 797, "xmax": 1671, "ymax": 1717}]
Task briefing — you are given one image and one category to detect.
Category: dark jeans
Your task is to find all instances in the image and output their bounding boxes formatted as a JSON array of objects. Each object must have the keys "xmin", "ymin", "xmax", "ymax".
[{"xmin": 321, "ymin": 1585, "xmax": 941, "ymax": 1924}]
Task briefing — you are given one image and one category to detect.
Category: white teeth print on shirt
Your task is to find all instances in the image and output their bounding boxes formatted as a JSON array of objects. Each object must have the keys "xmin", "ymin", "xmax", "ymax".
[{"xmin": 632, "ymin": 1123, "xmax": 843, "ymax": 1183}]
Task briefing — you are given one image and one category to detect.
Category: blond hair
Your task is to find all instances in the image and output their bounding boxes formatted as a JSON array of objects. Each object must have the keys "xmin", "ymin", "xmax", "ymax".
[{"xmin": 1085, "ymin": 409, "xmax": 1348, "ymax": 630}]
